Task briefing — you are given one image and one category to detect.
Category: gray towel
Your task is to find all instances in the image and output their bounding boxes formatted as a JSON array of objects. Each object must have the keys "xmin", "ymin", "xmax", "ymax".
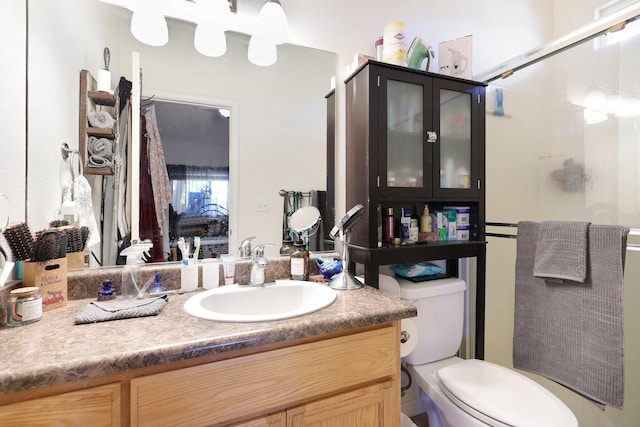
[
  {"xmin": 533, "ymin": 221, "xmax": 590, "ymax": 283},
  {"xmin": 74, "ymin": 295, "xmax": 168, "ymax": 325},
  {"xmin": 514, "ymin": 221, "xmax": 628, "ymax": 409}
]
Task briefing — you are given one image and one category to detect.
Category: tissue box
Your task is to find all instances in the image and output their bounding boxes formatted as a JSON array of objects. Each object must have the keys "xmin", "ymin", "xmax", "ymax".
[
  {"xmin": 438, "ymin": 35, "xmax": 472, "ymax": 79},
  {"xmin": 22, "ymin": 258, "xmax": 68, "ymax": 312}
]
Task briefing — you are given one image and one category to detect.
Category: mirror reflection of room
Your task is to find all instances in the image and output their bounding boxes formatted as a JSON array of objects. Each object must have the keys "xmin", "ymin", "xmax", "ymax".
[{"xmin": 150, "ymin": 100, "xmax": 231, "ymax": 262}]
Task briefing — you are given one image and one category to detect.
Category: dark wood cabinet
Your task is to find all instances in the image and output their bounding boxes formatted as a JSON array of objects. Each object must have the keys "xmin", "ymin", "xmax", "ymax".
[{"xmin": 344, "ymin": 61, "xmax": 487, "ymax": 357}]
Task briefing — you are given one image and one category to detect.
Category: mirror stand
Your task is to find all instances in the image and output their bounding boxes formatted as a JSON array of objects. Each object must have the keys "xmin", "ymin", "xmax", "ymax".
[{"xmin": 329, "ymin": 228, "xmax": 362, "ymax": 290}]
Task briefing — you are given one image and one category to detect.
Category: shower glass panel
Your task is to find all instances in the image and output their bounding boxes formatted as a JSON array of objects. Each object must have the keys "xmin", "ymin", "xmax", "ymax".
[{"xmin": 485, "ymin": 23, "xmax": 640, "ymax": 228}]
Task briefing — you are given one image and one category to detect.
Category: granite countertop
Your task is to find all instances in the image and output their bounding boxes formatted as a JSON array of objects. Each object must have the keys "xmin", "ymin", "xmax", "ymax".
[{"xmin": 0, "ymin": 284, "xmax": 416, "ymax": 395}]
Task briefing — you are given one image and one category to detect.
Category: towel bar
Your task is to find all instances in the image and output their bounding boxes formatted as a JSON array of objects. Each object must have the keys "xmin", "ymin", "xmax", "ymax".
[{"xmin": 486, "ymin": 222, "xmax": 640, "ymax": 250}]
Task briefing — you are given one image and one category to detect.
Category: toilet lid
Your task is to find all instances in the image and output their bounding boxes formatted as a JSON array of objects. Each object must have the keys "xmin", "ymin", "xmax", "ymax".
[{"xmin": 437, "ymin": 359, "xmax": 577, "ymax": 427}]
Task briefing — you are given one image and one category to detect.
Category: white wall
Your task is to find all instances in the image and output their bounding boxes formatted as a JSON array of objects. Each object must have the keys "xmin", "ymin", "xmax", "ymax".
[{"xmin": 0, "ymin": 1, "xmax": 26, "ymax": 225}]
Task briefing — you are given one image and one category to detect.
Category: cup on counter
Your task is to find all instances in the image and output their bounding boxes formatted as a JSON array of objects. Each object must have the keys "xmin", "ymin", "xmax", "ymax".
[
  {"xmin": 221, "ymin": 254, "xmax": 236, "ymax": 285},
  {"xmin": 201, "ymin": 259, "xmax": 220, "ymax": 290},
  {"xmin": 180, "ymin": 257, "xmax": 198, "ymax": 293}
]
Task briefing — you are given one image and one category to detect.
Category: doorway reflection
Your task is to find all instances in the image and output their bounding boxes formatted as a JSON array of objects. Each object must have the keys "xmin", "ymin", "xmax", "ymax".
[{"xmin": 151, "ymin": 100, "xmax": 231, "ymax": 260}]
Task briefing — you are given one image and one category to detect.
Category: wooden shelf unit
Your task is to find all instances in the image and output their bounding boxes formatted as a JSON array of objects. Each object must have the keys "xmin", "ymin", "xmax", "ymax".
[{"xmin": 79, "ymin": 69, "xmax": 116, "ymax": 175}]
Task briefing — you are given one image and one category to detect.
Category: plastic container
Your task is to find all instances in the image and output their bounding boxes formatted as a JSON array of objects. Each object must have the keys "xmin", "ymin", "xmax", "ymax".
[
  {"xmin": 383, "ymin": 21, "xmax": 408, "ymax": 66},
  {"xmin": 181, "ymin": 258, "xmax": 198, "ymax": 293},
  {"xmin": 375, "ymin": 36, "xmax": 384, "ymax": 61},
  {"xmin": 202, "ymin": 259, "xmax": 220, "ymax": 290},
  {"xmin": 120, "ymin": 243, "xmax": 153, "ymax": 298},
  {"xmin": 420, "ymin": 204, "xmax": 432, "ymax": 232},
  {"xmin": 221, "ymin": 254, "xmax": 236, "ymax": 285},
  {"xmin": 384, "ymin": 207, "xmax": 395, "ymax": 245}
]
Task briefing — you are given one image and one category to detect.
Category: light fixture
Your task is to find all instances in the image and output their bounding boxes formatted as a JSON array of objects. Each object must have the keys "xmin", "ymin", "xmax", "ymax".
[
  {"xmin": 255, "ymin": 0, "xmax": 288, "ymax": 45},
  {"xmin": 193, "ymin": 0, "xmax": 231, "ymax": 57},
  {"xmin": 100, "ymin": 0, "xmax": 289, "ymax": 65},
  {"xmin": 130, "ymin": 1, "xmax": 168, "ymax": 47},
  {"xmin": 248, "ymin": 35, "xmax": 277, "ymax": 67}
]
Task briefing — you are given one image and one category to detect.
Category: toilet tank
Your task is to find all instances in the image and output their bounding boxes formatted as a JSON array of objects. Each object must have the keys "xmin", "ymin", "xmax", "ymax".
[{"xmin": 399, "ymin": 277, "xmax": 466, "ymax": 365}]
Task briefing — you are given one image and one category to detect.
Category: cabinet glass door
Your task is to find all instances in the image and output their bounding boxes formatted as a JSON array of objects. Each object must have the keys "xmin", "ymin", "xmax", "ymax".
[
  {"xmin": 386, "ymin": 79, "xmax": 424, "ymax": 189},
  {"xmin": 439, "ymin": 89, "xmax": 471, "ymax": 189}
]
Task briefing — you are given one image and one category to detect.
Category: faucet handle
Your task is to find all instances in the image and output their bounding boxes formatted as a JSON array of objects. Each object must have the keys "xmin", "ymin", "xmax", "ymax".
[
  {"xmin": 253, "ymin": 243, "xmax": 274, "ymax": 258},
  {"xmin": 239, "ymin": 237, "xmax": 255, "ymax": 257}
]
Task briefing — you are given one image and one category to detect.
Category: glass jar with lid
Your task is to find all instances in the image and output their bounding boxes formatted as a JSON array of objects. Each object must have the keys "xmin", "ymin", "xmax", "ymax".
[{"xmin": 7, "ymin": 287, "xmax": 43, "ymax": 327}]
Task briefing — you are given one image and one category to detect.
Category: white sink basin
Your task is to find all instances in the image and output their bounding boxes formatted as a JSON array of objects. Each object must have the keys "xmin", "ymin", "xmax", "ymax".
[{"xmin": 183, "ymin": 280, "xmax": 337, "ymax": 322}]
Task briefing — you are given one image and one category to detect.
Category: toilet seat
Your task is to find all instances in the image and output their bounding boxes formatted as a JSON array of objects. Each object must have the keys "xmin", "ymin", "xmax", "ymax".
[{"xmin": 436, "ymin": 359, "xmax": 578, "ymax": 427}]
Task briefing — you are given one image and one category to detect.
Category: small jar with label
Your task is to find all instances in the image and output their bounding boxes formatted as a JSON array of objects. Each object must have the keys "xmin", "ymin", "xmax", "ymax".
[
  {"xmin": 290, "ymin": 241, "xmax": 310, "ymax": 281},
  {"xmin": 7, "ymin": 287, "xmax": 43, "ymax": 327}
]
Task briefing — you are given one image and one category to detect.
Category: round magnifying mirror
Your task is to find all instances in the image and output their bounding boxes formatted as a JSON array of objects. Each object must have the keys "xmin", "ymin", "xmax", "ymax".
[{"xmin": 289, "ymin": 206, "xmax": 321, "ymax": 234}]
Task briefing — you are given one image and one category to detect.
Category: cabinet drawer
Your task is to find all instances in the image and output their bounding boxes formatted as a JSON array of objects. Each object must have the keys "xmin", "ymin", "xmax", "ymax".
[
  {"xmin": 130, "ymin": 324, "xmax": 399, "ymax": 427},
  {"xmin": 0, "ymin": 383, "xmax": 121, "ymax": 427}
]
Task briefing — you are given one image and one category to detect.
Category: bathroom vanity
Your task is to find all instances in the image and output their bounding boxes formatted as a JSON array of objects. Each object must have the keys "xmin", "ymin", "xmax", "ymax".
[{"xmin": 0, "ymin": 284, "xmax": 415, "ymax": 426}]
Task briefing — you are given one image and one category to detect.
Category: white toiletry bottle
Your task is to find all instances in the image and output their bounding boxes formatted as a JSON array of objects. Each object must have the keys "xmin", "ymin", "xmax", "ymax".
[{"xmin": 119, "ymin": 242, "xmax": 152, "ymax": 298}]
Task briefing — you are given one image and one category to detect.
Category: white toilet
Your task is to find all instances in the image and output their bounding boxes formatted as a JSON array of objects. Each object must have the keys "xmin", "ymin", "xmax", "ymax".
[{"xmin": 384, "ymin": 276, "xmax": 578, "ymax": 427}]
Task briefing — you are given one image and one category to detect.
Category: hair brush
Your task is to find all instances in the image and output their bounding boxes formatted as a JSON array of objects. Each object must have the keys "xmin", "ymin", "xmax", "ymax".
[{"xmin": 2, "ymin": 222, "xmax": 34, "ymax": 261}]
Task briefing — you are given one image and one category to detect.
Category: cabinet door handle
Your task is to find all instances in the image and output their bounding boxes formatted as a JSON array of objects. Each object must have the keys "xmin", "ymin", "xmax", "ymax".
[{"xmin": 425, "ymin": 131, "xmax": 437, "ymax": 143}]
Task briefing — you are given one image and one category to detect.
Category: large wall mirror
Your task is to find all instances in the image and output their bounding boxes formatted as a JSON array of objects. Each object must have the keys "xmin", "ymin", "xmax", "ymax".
[{"xmin": 27, "ymin": 0, "xmax": 336, "ymax": 267}]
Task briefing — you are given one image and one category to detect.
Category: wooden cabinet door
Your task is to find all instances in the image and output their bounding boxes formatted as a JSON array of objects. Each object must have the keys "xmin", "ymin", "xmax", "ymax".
[
  {"xmin": 287, "ymin": 380, "xmax": 398, "ymax": 427},
  {"xmin": 231, "ymin": 412, "xmax": 286, "ymax": 427},
  {"xmin": 0, "ymin": 383, "xmax": 121, "ymax": 427}
]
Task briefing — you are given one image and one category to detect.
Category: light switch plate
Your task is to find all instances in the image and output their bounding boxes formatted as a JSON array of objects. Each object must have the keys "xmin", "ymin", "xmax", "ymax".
[{"xmin": 256, "ymin": 199, "xmax": 269, "ymax": 212}]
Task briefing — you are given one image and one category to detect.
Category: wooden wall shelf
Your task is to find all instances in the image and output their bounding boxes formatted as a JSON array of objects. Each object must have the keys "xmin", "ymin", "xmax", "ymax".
[{"xmin": 79, "ymin": 69, "xmax": 116, "ymax": 176}]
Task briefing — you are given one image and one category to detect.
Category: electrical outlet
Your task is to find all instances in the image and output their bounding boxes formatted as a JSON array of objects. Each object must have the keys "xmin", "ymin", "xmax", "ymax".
[{"xmin": 256, "ymin": 199, "xmax": 269, "ymax": 212}]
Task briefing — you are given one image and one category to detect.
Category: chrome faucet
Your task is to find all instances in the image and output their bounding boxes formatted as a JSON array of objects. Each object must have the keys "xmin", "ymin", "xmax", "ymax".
[
  {"xmin": 249, "ymin": 243, "xmax": 274, "ymax": 286},
  {"xmin": 239, "ymin": 236, "xmax": 255, "ymax": 258}
]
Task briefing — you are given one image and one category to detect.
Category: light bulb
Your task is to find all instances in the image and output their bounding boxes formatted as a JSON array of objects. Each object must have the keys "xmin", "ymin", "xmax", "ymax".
[
  {"xmin": 256, "ymin": 0, "xmax": 288, "ymax": 45},
  {"xmin": 130, "ymin": 2, "xmax": 168, "ymax": 47},
  {"xmin": 248, "ymin": 36, "xmax": 277, "ymax": 66},
  {"xmin": 194, "ymin": 24, "xmax": 227, "ymax": 57}
]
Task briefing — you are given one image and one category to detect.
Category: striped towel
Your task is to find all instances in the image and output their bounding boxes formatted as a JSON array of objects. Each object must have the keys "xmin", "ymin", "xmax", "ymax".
[
  {"xmin": 514, "ymin": 221, "xmax": 628, "ymax": 409},
  {"xmin": 75, "ymin": 295, "xmax": 168, "ymax": 324},
  {"xmin": 533, "ymin": 221, "xmax": 590, "ymax": 283}
]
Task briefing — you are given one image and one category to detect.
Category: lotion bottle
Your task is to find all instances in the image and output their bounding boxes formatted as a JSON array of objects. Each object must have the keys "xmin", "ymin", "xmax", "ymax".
[{"xmin": 420, "ymin": 204, "xmax": 432, "ymax": 232}]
